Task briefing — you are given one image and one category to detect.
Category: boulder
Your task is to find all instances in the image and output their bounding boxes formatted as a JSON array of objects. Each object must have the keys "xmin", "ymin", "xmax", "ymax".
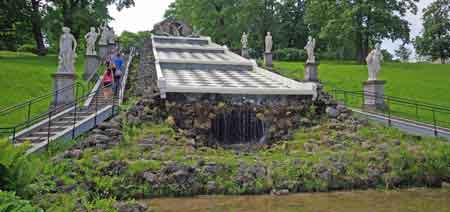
[{"xmin": 326, "ymin": 107, "xmax": 339, "ymax": 118}]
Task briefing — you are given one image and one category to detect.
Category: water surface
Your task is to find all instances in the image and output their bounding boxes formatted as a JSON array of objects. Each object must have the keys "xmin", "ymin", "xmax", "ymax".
[{"xmin": 145, "ymin": 188, "xmax": 450, "ymax": 212}]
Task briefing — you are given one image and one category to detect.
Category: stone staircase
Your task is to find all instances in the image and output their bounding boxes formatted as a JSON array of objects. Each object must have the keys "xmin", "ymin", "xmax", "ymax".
[{"xmin": 12, "ymin": 50, "xmax": 134, "ymax": 153}]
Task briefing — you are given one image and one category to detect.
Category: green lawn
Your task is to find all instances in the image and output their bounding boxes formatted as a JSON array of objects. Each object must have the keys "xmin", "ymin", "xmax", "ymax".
[
  {"xmin": 0, "ymin": 51, "xmax": 86, "ymax": 128},
  {"xmin": 273, "ymin": 61, "xmax": 450, "ymax": 128}
]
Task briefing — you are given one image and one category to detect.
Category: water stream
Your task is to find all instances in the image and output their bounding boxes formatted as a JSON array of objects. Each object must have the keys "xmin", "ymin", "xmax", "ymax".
[{"xmin": 144, "ymin": 188, "xmax": 450, "ymax": 212}]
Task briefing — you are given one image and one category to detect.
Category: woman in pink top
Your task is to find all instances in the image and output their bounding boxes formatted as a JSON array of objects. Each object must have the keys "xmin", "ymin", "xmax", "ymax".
[{"xmin": 102, "ymin": 68, "xmax": 114, "ymax": 98}]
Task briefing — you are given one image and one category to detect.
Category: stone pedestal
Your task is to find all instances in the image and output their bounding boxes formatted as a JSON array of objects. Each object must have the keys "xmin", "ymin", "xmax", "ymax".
[
  {"xmin": 304, "ymin": 62, "xmax": 318, "ymax": 81},
  {"xmin": 241, "ymin": 48, "xmax": 249, "ymax": 58},
  {"xmin": 83, "ymin": 55, "xmax": 100, "ymax": 81},
  {"xmin": 264, "ymin": 52, "xmax": 273, "ymax": 68},
  {"xmin": 363, "ymin": 80, "xmax": 387, "ymax": 110},
  {"xmin": 52, "ymin": 72, "xmax": 77, "ymax": 107},
  {"xmin": 108, "ymin": 43, "xmax": 116, "ymax": 56},
  {"xmin": 98, "ymin": 44, "xmax": 108, "ymax": 61}
]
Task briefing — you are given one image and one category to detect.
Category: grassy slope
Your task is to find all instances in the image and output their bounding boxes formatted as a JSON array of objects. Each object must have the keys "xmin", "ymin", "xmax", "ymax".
[
  {"xmin": 274, "ymin": 61, "xmax": 450, "ymax": 127},
  {"xmin": 0, "ymin": 51, "xmax": 85, "ymax": 127}
]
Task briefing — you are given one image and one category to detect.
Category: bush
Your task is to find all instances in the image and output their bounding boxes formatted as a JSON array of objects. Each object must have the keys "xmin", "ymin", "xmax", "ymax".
[
  {"xmin": 0, "ymin": 190, "xmax": 43, "ymax": 212},
  {"xmin": 273, "ymin": 48, "xmax": 307, "ymax": 61},
  {"xmin": 0, "ymin": 140, "xmax": 40, "ymax": 197},
  {"xmin": 17, "ymin": 44, "xmax": 35, "ymax": 53}
]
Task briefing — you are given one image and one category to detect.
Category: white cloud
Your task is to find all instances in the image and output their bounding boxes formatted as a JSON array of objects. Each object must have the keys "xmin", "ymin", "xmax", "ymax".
[{"xmin": 108, "ymin": 0, "xmax": 175, "ymax": 34}]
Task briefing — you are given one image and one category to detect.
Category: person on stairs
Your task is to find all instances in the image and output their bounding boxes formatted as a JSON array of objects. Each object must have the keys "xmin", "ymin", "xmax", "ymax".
[
  {"xmin": 112, "ymin": 66, "xmax": 122, "ymax": 96},
  {"xmin": 102, "ymin": 68, "xmax": 114, "ymax": 98}
]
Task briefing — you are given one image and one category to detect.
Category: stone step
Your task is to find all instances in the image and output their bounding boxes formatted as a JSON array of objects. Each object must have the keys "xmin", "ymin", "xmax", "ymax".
[
  {"xmin": 30, "ymin": 132, "xmax": 58, "ymax": 138},
  {"xmin": 17, "ymin": 136, "xmax": 48, "ymax": 143}
]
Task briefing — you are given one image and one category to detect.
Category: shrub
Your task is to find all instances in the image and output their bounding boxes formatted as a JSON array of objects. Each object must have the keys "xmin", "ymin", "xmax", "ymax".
[
  {"xmin": 0, "ymin": 190, "xmax": 43, "ymax": 212},
  {"xmin": 17, "ymin": 44, "xmax": 35, "ymax": 53},
  {"xmin": 273, "ymin": 48, "xmax": 307, "ymax": 61},
  {"xmin": 0, "ymin": 140, "xmax": 40, "ymax": 197}
]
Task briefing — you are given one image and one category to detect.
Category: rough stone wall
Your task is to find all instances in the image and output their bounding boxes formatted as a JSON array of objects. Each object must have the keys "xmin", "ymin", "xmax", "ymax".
[{"xmin": 135, "ymin": 38, "xmax": 158, "ymax": 96}]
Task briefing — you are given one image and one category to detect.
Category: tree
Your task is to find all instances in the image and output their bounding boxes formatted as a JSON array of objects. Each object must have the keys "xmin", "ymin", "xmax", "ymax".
[
  {"xmin": 30, "ymin": 0, "xmax": 46, "ymax": 55},
  {"xmin": 414, "ymin": 0, "xmax": 450, "ymax": 64},
  {"xmin": 306, "ymin": 0, "xmax": 418, "ymax": 64},
  {"xmin": 0, "ymin": 0, "xmax": 32, "ymax": 51},
  {"xmin": 395, "ymin": 44, "xmax": 412, "ymax": 62}
]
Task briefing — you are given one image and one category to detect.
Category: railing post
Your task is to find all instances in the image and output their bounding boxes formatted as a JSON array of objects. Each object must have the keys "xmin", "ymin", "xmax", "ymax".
[
  {"xmin": 72, "ymin": 91, "xmax": 78, "ymax": 140},
  {"xmin": 54, "ymin": 89, "xmax": 58, "ymax": 108},
  {"xmin": 47, "ymin": 110, "xmax": 52, "ymax": 151},
  {"xmin": 415, "ymin": 101, "xmax": 419, "ymax": 121},
  {"xmin": 344, "ymin": 91, "xmax": 348, "ymax": 106},
  {"xmin": 387, "ymin": 97, "xmax": 392, "ymax": 127},
  {"xmin": 94, "ymin": 90, "xmax": 98, "ymax": 126},
  {"xmin": 112, "ymin": 85, "xmax": 116, "ymax": 116},
  {"xmin": 27, "ymin": 101, "xmax": 32, "ymax": 127},
  {"xmin": 12, "ymin": 128, "xmax": 16, "ymax": 145},
  {"xmin": 433, "ymin": 109, "xmax": 438, "ymax": 137}
]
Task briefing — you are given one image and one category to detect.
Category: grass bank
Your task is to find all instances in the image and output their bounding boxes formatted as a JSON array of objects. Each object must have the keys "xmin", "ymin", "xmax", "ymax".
[
  {"xmin": 0, "ymin": 51, "xmax": 86, "ymax": 128},
  {"xmin": 273, "ymin": 61, "xmax": 450, "ymax": 128}
]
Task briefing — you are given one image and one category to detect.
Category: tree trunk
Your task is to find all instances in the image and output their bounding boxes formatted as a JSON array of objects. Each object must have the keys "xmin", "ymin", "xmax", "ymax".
[
  {"xmin": 30, "ymin": 0, "xmax": 46, "ymax": 56},
  {"xmin": 355, "ymin": 31, "xmax": 365, "ymax": 64}
]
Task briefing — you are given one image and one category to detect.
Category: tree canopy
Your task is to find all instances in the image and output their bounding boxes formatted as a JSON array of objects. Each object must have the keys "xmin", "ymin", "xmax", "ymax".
[
  {"xmin": 414, "ymin": 0, "xmax": 450, "ymax": 64},
  {"xmin": 166, "ymin": 0, "xmax": 418, "ymax": 63},
  {"xmin": 0, "ymin": 0, "xmax": 135, "ymax": 55}
]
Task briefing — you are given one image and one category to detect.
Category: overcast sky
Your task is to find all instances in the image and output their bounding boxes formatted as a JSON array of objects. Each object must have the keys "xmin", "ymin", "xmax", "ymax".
[{"xmin": 109, "ymin": 0, "xmax": 434, "ymax": 56}]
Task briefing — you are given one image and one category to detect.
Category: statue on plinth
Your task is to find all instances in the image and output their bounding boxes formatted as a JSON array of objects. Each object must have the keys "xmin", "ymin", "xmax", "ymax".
[
  {"xmin": 366, "ymin": 43, "xmax": 384, "ymax": 81},
  {"xmin": 108, "ymin": 28, "xmax": 116, "ymax": 44},
  {"xmin": 84, "ymin": 27, "xmax": 99, "ymax": 56},
  {"xmin": 304, "ymin": 36, "xmax": 316, "ymax": 63},
  {"xmin": 58, "ymin": 27, "xmax": 77, "ymax": 73},
  {"xmin": 99, "ymin": 24, "xmax": 109, "ymax": 45},
  {"xmin": 241, "ymin": 32, "xmax": 248, "ymax": 49},
  {"xmin": 265, "ymin": 32, "xmax": 273, "ymax": 53}
]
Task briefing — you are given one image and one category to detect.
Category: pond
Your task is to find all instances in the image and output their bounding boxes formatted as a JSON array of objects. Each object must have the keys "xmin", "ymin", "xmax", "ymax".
[{"xmin": 144, "ymin": 188, "xmax": 450, "ymax": 212}]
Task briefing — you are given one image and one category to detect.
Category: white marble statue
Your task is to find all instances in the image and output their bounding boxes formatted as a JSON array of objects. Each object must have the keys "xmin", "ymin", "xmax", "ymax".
[
  {"xmin": 241, "ymin": 32, "xmax": 248, "ymax": 49},
  {"xmin": 108, "ymin": 28, "xmax": 116, "ymax": 44},
  {"xmin": 304, "ymin": 36, "xmax": 316, "ymax": 63},
  {"xmin": 58, "ymin": 27, "xmax": 77, "ymax": 73},
  {"xmin": 265, "ymin": 32, "xmax": 273, "ymax": 53},
  {"xmin": 99, "ymin": 24, "xmax": 108, "ymax": 45},
  {"xmin": 84, "ymin": 27, "xmax": 99, "ymax": 55},
  {"xmin": 366, "ymin": 43, "xmax": 384, "ymax": 81}
]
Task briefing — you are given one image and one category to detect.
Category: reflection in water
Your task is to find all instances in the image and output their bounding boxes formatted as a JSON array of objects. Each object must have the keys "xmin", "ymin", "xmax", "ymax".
[{"xmin": 145, "ymin": 188, "xmax": 450, "ymax": 212}]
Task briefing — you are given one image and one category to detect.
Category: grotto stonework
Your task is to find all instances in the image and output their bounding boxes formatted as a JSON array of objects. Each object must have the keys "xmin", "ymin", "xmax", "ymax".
[{"xmin": 127, "ymin": 37, "xmax": 337, "ymax": 147}]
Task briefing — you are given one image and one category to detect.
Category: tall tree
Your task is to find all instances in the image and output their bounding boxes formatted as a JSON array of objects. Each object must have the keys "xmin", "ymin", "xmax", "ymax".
[
  {"xmin": 48, "ymin": 0, "xmax": 135, "ymax": 39},
  {"xmin": 395, "ymin": 44, "xmax": 412, "ymax": 62},
  {"xmin": 306, "ymin": 0, "xmax": 418, "ymax": 64},
  {"xmin": 414, "ymin": 0, "xmax": 450, "ymax": 64},
  {"xmin": 277, "ymin": 0, "xmax": 308, "ymax": 49},
  {"xmin": 0, "ymin": 0, "xmax": 32, "ymax": 51},
  {"xmin": 30, "ymin": 0, "xmax": 46, "ymax": 55}
]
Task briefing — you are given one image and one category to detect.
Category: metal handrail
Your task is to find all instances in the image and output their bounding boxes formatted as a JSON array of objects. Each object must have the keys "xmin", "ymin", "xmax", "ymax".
[
  {"xmin": 331, "ymin": 88, "xmax": 450, "ymax": 113},
  {"xmin": 1, "ymin": 48, "xmax": 135, "ymax": 146},
  {"xmin": 269, "ymin": 68, "xmax": 450, "ymax": 136},
  {"xmin": 331, "ymin": 88, "xmax": 450, "ymax": 136},
  {"xmin": 0, "ymin": 82, "xmax": 81, "ymax": 115}
]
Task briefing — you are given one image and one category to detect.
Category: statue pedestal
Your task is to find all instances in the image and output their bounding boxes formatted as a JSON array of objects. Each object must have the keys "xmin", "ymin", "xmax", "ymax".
[
  {"xmin": 52, "ymin": 72, "xmax": 77, "ymax": 108},
  {"xmin": 98, "ymin": 44, "xmax": 108, "ymax": 61},
  {"xmin": 108, "ymin": 43, "xmax": 116, "ymax": 56},
  {"xmin": 241, "ymin": 48, "xmax": 249, "ymax": 58},
  {"xmin": 83, "ymin": 55, "xmax": 100, "ymax": 81},
  {"xmin": 304, "ymin": 62, "xmax": 318, "ymax": 81},
  {"xmin": 264, "ymin": 52, "xmax": 273, "ymax": 68},
  {"xmin": 363, "ymin": 80, "xmax": 387, "ymax": 111}
]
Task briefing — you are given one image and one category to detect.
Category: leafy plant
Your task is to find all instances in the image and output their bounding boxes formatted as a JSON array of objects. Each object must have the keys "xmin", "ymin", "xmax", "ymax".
[
  {"xmin": 0, "ymin": 190, "xmax": 42, "ymax": 212},
  {"xmin": 0, "ymin": 140, "xmax": 40, "ymax": 197}
]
